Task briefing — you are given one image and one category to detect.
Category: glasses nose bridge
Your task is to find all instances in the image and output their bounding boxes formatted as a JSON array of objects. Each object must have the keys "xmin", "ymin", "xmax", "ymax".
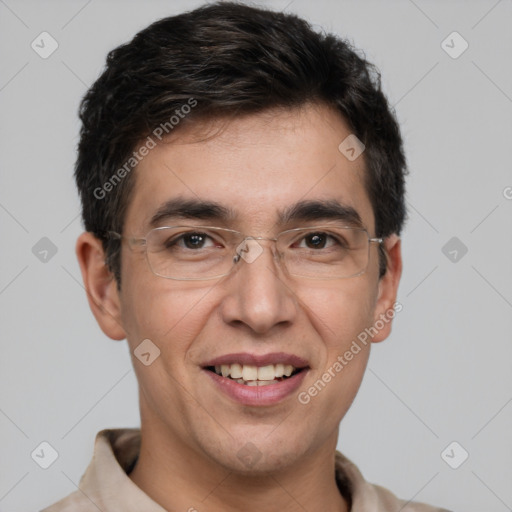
[
  {"xmin": 244, "ymin": 234, "xmax": 277, "ymax": 242},
  {"xmin": 242, "ymin": 234, "xmax": 280, "ymax": 252}
]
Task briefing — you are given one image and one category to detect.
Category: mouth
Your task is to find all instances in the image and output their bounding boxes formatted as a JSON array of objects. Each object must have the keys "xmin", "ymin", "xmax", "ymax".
[
  {"xmin": 201, "ymin": 353, "xmax": 310, "ymax": 406},
  {"xmin": 205, "ymin": 363, "xmax": 303, "ymax": 386}
]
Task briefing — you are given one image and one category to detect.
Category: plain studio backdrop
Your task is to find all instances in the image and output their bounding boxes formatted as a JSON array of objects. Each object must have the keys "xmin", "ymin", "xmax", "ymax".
[{"xmin": 1, "ymin": 1, "xmax": 511, "ymax": 511}]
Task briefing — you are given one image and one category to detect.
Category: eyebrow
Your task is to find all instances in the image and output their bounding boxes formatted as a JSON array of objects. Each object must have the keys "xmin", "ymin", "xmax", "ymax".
[
  {"xmin": 149, "ymin": 198, "xmax": 236, "ymax": 227},
  {"xmin": 279, "ymin": 199, "xmax": 363, "ymax": 227},
  {"xmin": 148, "ymin": 197, "xmax": 363, "ymax": 229}
]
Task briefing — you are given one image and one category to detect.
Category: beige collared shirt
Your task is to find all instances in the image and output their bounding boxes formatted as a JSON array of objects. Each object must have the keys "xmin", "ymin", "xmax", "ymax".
[{"xmin": 41, "ymin": 428, "xmax": 451, "ymax": 512}]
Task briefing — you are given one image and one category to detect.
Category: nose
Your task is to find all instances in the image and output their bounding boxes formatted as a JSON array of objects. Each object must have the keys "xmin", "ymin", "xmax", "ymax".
[{"xmin": 219, "ymin": 238, "xmax": 298, "ymax": 334}]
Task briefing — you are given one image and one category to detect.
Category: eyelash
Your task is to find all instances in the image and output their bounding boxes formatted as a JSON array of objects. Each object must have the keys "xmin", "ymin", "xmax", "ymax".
[{"xmin": 167, "ymin": 230, "xmax": 345, "ymax": 250}]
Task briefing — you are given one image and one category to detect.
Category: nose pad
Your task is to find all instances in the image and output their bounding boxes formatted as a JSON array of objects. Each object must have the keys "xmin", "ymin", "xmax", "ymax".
[
  {"xmin": 234, "ymin": 238, "xmax": 263, "ymax": 264},
  {"xmin": 234, "ymin": 237, "xmax": 279, "ymax": 266}
]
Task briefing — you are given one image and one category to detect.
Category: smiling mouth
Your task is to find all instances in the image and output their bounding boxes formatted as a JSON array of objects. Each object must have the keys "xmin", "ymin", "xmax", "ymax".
[{"xmin": 205, "ymin": 363, "xmax": 305, "ymax": 386}]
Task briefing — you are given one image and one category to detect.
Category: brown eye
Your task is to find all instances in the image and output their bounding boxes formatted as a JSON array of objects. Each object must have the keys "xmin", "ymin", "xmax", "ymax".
[
  {"xmin": 182, "ymin": 233, "xmax": 209, "ymax": 249},
  {"xmin": 297, "ymin": 231, "xmax": 345, "ymax": 250},
  {"xmin": 164, "ymin": 232, "xmax": 216, "ymax": 251},
  {"xmin": 305, "ymin": 233, "xmax": 328, "ymax": 249}
]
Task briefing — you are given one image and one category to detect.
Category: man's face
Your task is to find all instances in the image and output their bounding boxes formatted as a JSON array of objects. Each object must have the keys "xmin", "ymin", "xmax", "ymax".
[{"xmin": 108, "ymin": 104, "xmax": 397, "ymax": 472}]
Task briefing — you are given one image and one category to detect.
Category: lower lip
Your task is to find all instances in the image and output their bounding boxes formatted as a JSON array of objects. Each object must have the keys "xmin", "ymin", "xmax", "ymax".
[{"xmin": 203, "ymin": 368, "xmax": 308, "ymax": 406}]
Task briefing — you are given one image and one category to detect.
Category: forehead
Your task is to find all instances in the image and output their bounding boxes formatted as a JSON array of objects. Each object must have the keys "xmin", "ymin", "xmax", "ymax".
[{"xmin": 123, "ymin": 104, "xmax": 374, "ymax": 234}]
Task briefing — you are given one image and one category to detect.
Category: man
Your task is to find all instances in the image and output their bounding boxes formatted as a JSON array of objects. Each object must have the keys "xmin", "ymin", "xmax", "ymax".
[{"xmin": 42, "ymin": 2, "xmax": 450, "ymax": 511}]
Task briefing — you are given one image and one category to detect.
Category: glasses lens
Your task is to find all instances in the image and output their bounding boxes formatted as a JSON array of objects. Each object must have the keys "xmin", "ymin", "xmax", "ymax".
[
  {"xmin": 142, "ymin": 226, "xmax": 371, "ymax": 280},
  {"xmin": 279, "ymin": 227, "xmax": 370, "ymax": 279},
  {"xmin": 145, "ymin": 226, "xmax": 236, "ymax": 280}
]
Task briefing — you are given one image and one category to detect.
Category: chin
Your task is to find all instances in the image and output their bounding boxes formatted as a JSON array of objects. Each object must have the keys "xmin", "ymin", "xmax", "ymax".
[{"xmin": 199, "ymin": 430, "xmax": 308, "ymax": 475}]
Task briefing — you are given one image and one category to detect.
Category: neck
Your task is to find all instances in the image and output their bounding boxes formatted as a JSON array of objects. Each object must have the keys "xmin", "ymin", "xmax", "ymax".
[{"xmin": 128, "ymin": 421, "xmax": 348, "ymax": 512}]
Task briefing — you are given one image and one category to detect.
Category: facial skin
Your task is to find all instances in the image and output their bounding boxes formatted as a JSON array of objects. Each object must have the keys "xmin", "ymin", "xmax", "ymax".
[{"xmin": 76, "ymin": 103, "xmax": 402, "ymax": 512}]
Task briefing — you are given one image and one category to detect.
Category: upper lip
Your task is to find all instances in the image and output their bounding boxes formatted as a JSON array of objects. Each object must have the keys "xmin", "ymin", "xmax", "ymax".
[{"xmin": 202, "ymin": 352, "xmax": 310, "ymax": 368}]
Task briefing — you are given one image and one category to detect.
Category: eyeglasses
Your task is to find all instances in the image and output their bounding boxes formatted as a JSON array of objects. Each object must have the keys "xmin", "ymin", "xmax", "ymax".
[{"xmin": 108, "ymin": 225, "xmax": 383, "ymax": 281}]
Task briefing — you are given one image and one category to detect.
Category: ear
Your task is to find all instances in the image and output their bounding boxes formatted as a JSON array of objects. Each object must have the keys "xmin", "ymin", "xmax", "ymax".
[
  {"xmin": 371, "ymin": 233, "xmax": 403, "ymax": 343},
  {"xmin": 75, "ymin": 232, "xmax": 126, "ymax": 340}
]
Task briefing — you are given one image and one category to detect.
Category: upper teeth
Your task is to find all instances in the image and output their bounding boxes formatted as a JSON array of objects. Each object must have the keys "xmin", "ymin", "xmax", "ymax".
[{"xmin": 215, "ymin": 363, "xmax": 296, "ymax": 381}]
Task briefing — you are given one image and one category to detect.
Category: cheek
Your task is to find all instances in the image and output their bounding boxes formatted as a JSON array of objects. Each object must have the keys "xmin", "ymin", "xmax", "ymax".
[
  {"xmin": 295, "ymin": 284, "xmax": 374, "ymax": 424},
  {"xmin": 296, "ymin": 279, "xmax": 376, "ymax": 351},
  {"xmin": 120, "ymin": 268, "xmax": 215, "ymax": 359},
  {"xmin": 120, "ymin": 278, "xmax": 217, "ymax": 409}
]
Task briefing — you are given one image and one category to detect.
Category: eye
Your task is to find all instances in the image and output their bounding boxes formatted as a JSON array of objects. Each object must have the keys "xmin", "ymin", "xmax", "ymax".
[
  {"xmin": 166, "ymin": 231, "xmax": 218, "ymax": 250},
  {"xmin": 296, "ymin": 231, "xmax": 346, "ymax": 250}
]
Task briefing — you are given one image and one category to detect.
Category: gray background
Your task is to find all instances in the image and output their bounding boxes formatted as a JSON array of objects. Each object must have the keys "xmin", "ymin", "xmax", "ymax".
[{"xmin": 1, "ymin": 0, "xmax": 511, "ymax": 511}]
